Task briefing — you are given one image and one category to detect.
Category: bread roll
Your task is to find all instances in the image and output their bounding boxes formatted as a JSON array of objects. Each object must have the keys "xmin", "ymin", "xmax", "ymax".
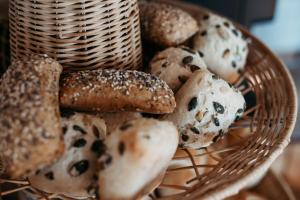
[
  {"xmin": 0, "ymin": 54, "xmax": 64, "ymax": 178},
  {"xmin": 29, "ymin": 112, "xmax": 106, "ymax": 199},
  {"xmin": 192, "ymin": 13, "xmax": 249, "ymax": 83},
  {"xmin": 98, "ymin": 118, "xmax": 178, "ymax": 200},
  {"xmin": 60, "ymin": 69, "xmax": 176, "ymax": 114},
  {"xmin": 139, "ymin": 2, "xmax": 198, "ymax": 47},
  {"xmin": 150, "ymin": 46, "xmax": 207, "ymax": 92},
  {"xmin": 164, "ymin": 69, "xmax": 245, "ymax": 149}
]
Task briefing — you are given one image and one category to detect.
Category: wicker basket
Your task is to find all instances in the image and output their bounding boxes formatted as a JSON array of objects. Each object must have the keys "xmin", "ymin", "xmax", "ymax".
[
  {"xmin": 0, "ymin": 1, "xmax": 298, "ymax": 200},
  {"xmin": 9, "ymin": 0, "xmax": 142, "ymax": 71},
  {"xmin": 143, "ymin": 1, "xmax": 297, "ymax": 199}
]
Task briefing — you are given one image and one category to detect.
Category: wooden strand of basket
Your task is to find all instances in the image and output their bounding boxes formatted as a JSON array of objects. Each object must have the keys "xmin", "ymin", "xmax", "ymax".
[
  {"xmin": 0, "ymin": 185, "xmax": 31, "ymax": 196},
  {"xmin": 233, "ymin": 54, "xmax": 270, "ymax": 88},
  {"xmin": 183, "ymin": 149, "xmax": 201, "ymax": 178},
  {"xmin": 173, "ymin": 147, "xmax": 237, "ymax": 160},
  {"xmin": 0, "ymin": 177, "xmax": 97, "ymax": 200}
]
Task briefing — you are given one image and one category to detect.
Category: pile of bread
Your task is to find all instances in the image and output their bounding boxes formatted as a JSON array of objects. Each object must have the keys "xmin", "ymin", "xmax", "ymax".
[{"xmin": 0, "ymin": 1, "xmax": 249, "ymax": 200}]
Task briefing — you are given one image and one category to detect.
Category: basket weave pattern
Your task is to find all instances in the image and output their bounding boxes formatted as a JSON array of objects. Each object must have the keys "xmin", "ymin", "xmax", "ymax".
[
  {"xmin": 9, "ymin": 0, "xmax": 142, "ymax": 71},
  {"xmin": 146, "ymin": 1, "xmax": 298, "ymax": 199}
]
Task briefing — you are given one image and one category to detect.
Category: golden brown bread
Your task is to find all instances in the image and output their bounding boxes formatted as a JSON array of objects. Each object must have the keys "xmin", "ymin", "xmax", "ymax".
[
  {"xmin": 60, "ymin": 69, "xmax": 176, "ymax": 114},
  {"xmin": 139, "ymin": 2, "xmax": 198, "ymax": 47},
  {"xmin": 0, "ymin": 54, "xmax": 64, "ymax": 178}
]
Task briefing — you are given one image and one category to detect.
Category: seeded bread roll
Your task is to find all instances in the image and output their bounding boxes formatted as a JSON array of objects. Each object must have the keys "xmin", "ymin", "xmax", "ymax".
[
  {"xmin": 60, "ymin": 69, "xmax": 176, "ymax": 114},
  {"xmin": 164, "ymin": 69, "xmax": 245, "ymax": 149},
  {"xmin": 29, "ymin": 112, "xmax": 106, "ymax": 199},
  {"xmin": 139, "ymin": 2, "xmax": 198, "ymax": 47},
  {"xmin": 150, "ymin": 46, "xmax": 207, "ymax": 92},
  {"xmin": 98, "ymin": 118, "xmax": 178, "ymax": 200},
  {"xmin": 192, "ymin": 14, "xmax": 249, "ymax": 83},
  {"xmin": 0, "ymin": 54, "xmax": 64, "ymax": 178}
]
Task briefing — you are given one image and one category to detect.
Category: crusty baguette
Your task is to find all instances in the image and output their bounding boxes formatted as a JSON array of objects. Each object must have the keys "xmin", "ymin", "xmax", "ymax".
[
  {"xmin": 60, "ymin": 69, "xmax": 176, "ymax": 114},
  {"xmin": 0, "ymin": 54, "xmax": 64, "ymax": 178}
]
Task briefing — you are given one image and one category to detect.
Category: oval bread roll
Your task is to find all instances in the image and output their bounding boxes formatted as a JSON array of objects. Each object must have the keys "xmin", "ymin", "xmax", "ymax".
[
  {"xmin": 192, "ymin": 13, "xmax": 249, "ymax": 83},
  {"xmin": 60, "ymin": 69, "xmax": 176, "ymax": 114},
  {"xmin": 139, "ymin": 2, "xmax": 198, "ymax": 47},
  {"xmin": 164, "ymin": 69, "xmax": 245, "ymax": 149},
  {"xmin": 150, "ymin": 46, "xmax": 207, "ymax": 92},
  {"xmin": 29, "ymin": 112, "xmax": 106, "ymax": 199},
  {"xmin": 98, "ymin": 118, "xmax": 179, "ymax": 200}
]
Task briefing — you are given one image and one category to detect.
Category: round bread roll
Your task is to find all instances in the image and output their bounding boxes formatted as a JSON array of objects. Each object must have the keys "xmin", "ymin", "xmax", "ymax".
[
  {"xmin": 60, "ymin": 69, "xmax": 176, "ymax": 114},
  {"xmin": 192, "ymin": 13, "xmax": 249, "ymax": 83},
  {"xmin": 98, "ymin": 112, "xmax": 142, "ymax": 134},
  {"xmin": 0, "ymin": 54, "xmax": 64, "ymax": 178},
  {"xmin": 139, "ymin": 2, "xmax": 198, "ymax": 47},
  {"xmin": 98, "ymin": 118, "xmax": 179, "ymax": 200},
  {"xmin": 29, "ymin": 112, "xmax": 106, "ymax": 199},
  {"xmin": 150, "ymin": 46, "xmax": 207, "ymax": 92},
  {"xmin": 164, "ymin": 69, "xmax": 246, "ymax": 149}
]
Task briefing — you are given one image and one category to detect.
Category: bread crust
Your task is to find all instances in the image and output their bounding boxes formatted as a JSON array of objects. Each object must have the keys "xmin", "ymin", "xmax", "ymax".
[
  {"xmin": 60, "ymin": 69, "xmax": 176, "ymax": 114},
  {"xmin": 139, "ymin": 2, "xmax": 199, "ymax": 47},
  {"xmin": 0, "ymin": 54, "xmax": 64, "ymax": 178}
]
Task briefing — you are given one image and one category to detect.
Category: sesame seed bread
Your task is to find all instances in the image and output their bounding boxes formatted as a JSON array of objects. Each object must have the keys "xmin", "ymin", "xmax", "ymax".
[
  {"xmin": 192, "ymin": 14, "xmax": 249, "ymax": 83},
  {"xmin": 98, "ymin": 118, "xmax": 178, "ymax": 200},
  {"xmin": 139, "ymin": 2, "xmax": 198, "ymax": 47},
  {"xmin": 150, "ymin": 46, "xmax": 207, "ymax": 92},
  {"xmin": 0, "ymin": 54, "xmax": 64, "ymax": 178},
  {"xmin": 164, "ymin": 69, "xmax": 245, "ymax": 149},
  {"xmin": 29, "ymin": 112, "xmax": 106, "ymax": 199},
  {"xmin": 60, "ymin": 69, "xmax": 176, "ymax": 114}
]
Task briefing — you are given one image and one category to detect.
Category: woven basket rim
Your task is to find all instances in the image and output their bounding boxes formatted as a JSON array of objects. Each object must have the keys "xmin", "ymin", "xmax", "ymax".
[
  {"xmin": 200, "ymin": 26, "xmax": 298, "ymax": 200},
  {"xmin": 154, "ymin": 1, "xmax": 298, "ymax": 199}
]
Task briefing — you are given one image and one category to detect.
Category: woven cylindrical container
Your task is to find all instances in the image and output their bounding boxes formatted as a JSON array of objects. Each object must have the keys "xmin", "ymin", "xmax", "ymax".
[{"xmin": 9, "ymin": 0, "xmax": 142, "ymax": 71}]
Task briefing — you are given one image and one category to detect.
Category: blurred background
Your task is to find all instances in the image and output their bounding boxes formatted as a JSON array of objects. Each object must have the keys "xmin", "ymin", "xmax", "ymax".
[{"xmin": 0, "ymin": 0, "xmax": 299, "ymax": 199}]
